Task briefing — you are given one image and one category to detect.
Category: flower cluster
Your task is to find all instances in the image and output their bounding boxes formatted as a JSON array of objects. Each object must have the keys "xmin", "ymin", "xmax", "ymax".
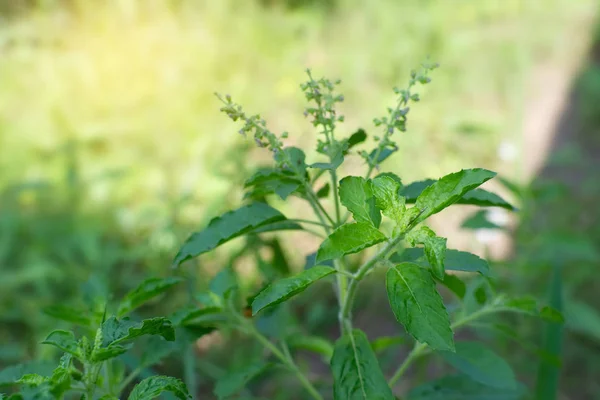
[{"xmin": 216, "ymin": 93, "xmax": 287, "ymax": 154}]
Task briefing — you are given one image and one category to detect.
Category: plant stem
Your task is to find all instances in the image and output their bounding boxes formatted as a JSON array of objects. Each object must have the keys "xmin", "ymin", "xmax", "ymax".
[
  {"xmin": 330, "ymin": 169, "xmax": 341, "ymax": 225},
  {"xmin": 388, "ymin": 342, "xmax": 427, "ymax": 386},
  {"xmin": 304, "ymin": 185, "xmax": 335, "ymax": 230},
  {"xmin": 388, "ymin": 305, "xmax": 501, "ymax": 386},
  {"xmin": 340, "ymin": 235, "xmax": 404, "ymax": 323},
  {"xmin": 288, "ymin": 218, "xmax": 333, "ymax": 229},
  {"xmin": 240, "ymin": 316, "xmax": 323, "ymax": 400},
  {"xmin": 118, "ymin": 366, "xmax": 142, "ymax": 394}
]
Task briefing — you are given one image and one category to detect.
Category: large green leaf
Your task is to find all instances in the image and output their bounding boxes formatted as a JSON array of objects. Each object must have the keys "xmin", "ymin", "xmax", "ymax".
[
  {"xmin": 392, "ymin": 248, "xmax": 490, "ymax": 276},
  {"xmin": 214, "ymin": 362, "xmax": 270, "ymax": 399},
  {"xmin": 339, "ymin": 176, "xmax": 381, "ymax": 227},
  {"xmin": 386, "ymin": 263, "xmax": 454, "ymax": 351},
  {"xmin": 173, "ymin": 203, "xmax": 289, "ymax": 266},
  {"xmin": 316, "ymin": 223, "xmax": 386, "ymax": 263},
  {"xmin": 331, "ymin": 329, "xmax": 394, "ymax": 400},
  {"xmin": 412, "ymin": 169, "xmax": 497, "ymax": 223},
  {"xmin": 101, "ymin": 317, "xmax": 175, "ymax": 348},
  {"xmin": 401, "ymin": 179, "xmax": 514, "ymax": 210},
  {"xmin": 407, "ymin": 375, "xmax": 526, "ymax": 400},
  {"xmin": 128, "ymin": 376, "xmax": 191, "ymax": 400},
  {"xmin": 118, "ymin": 277, "xmax": 184, "ymax": 316},
  {"xmin": 440, "ymin": 342, "xmax": 517, "ymax": 389},
  {"xmin": 252, "ymin": 266, "xmax": 336, "ymax": 315},
  {"xmin": 494, "ymin": 296, "xmax": 564, "ymax": 323},
  {"xmin": 41, "ymin": 330, "xmax": 80, "ymax": 357}
]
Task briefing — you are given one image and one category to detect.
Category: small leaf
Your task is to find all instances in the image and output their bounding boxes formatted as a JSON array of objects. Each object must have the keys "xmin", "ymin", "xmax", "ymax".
[
  {"xmin": 173, "ymin": 203, "xmax": 289, "ymax": 266},
  {"xmin": 440, "ymin": 341, "xmax": 517, "ymax": 389},
  {"xmin": 0, "ymin": 362, "xmax": 55, "ymax": 386},
  {"xmin": 392, "ymin": 248, "xmax": 490, "ymax": 276},
  {"xmin": 118, "ymin": 277, "xmax": 183, "ymax": 316},
  {"xmin": 252, "ymin": 266, "xmax": 336, "ymax": 315},
  {"xmin": 214, "ymin": 362, "xmax": 270, "ymax": 399},
  {"xmin": 101, "ymin": 317, "xmax": 175, "ymax": 348},
  {"xmin": 287, "ymin": 335, "xmax": 334, "ymax": 361},
  {"xmin": 437, "ymin": 274, "xmax": 467, "ymax": 299},
  {"xmin": 407, "ymin": 375, "xmax": 526, "ymax": 400},
  {"xmin": 346, "ymin": 128, "xmax": 367, "ymax": 150},
  {"xmin": 413, "ymin": 169, "xmax": 497, "ymax": 223},
  {"xmin": 41, "ymin": 331, "xmax": 80, "ymax": 357},
  {"xmin": 316, "ymin": 183, "xmax": 330, "ymax": 198},
  {"xmin": 371, "ymin": 336, "xmax": 408, "ymax": 353},
  {"xmin": 244, "ymin": 169, "xmax": 303, "ymax": 200},
  {"xmin": 331, "ymin": 329, "xmax": 394, "ymax": 400},
  {"xmin": 128, "ymin": 376, "xmax": 191, "ymax": 400},
  {"xmin": 386, "ymin": 263, "xmax": 454, "ymax": 351},
  {"xmin": 461, "ymin": 210, "xmax": 502, "ymax": 230},
  {"xmin": 496, "ymin": 296, "xmax": 564, "ymax": 323},
  {"xmin": 406, "ymin": 226, "xmax": 447, "ymax": 279},
  {"xmin": 368, "ymin": 147, "xmax": 395, "ymax": 165},
  {"xmin": 339, "ymin": 176, "xmax": 381, "ymax": 227},
  {"xmin": 209, "ymin": 267, "xmax": 238, "ymax": 298},
  {"xmin": 402, "ymin": 180, "xmax": 515, "ymax": 211},
  {"xmin": 316, "ymin": 223, "xmax": 386, "ymax": 263},
  {"xmin": 371, "ymin": 174, "xmax": 404, "ymax": 222},
  {"xmin": 43, "ymin": 305, "xmax": 93, "ymax": 327},
  {"xmin": 275, "ymin": 147, "xmax": 308, "ymax": 177}
]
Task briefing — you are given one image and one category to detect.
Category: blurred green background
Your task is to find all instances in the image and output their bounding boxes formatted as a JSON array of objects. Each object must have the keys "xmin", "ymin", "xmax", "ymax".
[{"xmin": 1, "ymin": 0, "xmax": 600, "ymax": 399}]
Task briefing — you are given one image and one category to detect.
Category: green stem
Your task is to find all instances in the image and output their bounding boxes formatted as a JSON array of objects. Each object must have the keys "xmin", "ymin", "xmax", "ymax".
[
  {"xmin": 118, "ymin": 367, "xmax": 142, "ymax": 394},
  {"xmin": 240, "ymin": 317, "xmax": 323, "ymax": 400},
  {"xmin": 388, "ymin": 305, "xmax": 501, "ymax": 386},
  {"xmin": 340, "ymin": 235, "xmax": 404, "ymax": 323},
  {"xmin": 330, "ymin": 169, "xmax": 341, "ymax": 225},
  {"xmin": 288, "ymin": 218, "xmax": 333, "ymax": 229}
]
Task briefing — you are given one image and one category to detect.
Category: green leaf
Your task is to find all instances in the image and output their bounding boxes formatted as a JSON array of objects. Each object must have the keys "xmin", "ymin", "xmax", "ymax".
[
  {"xmin": 101, "ymin": 317, "xmax": 175, "ymax": 348},
  {"xmin": 346, "ymin": 128, "xmax": 367, "ymax": 150},
  {"xmin": 118, "ymin": 277, "xmax": 184, "ymax": 316},
  {"xmin": 316, "ymin": 182, "xmax": 330, "ymax": 198},
  {"xmin": 371, "ymin": 174, "xmax": 404, "ymax": 222},
  {"xmin": 169, "ymin": 306, "xmax": 225, "ymax": 327},
  {"xmin": 440, "ymin": 342, "xmax": 517, "ymax": 389},
  {"xmin": 331, "ymin": 329, "xmax": 394, "ymax": 400},
  {"xmin": 214, "ymin": 362, "xmax": 270, "ymax": 399},
  {"xmin": 43, "ymin": 305, "xmax": 93, "ymax": 327},
  {"xmin": 276, "ymin": 147, "xmax": 308, "ymax": 177},
  {"xmin": 437, "ymin": 274, "xmax": 467, "ymax": 299},
  {"xmin": 41, "ymin": 330, "xmax": 80, "ymax": 357},
  {"xmin": 392, "ymin": 248, "xmax": 490, "ymax": 276},
  {"xmin": 316, "ymin": 223, "xmax": 386, "ymax": 263},
  {"xmin": 401, "ymin": 179, "xmax": 515, "ymax": 211},
  {"xmin": 371, "ymin": 336, "xmax": 408, "ymax": 353},
  {"xmin": 461, "ymin": 210, "xmax": 502, "ymax": 230},
  {"xmin": 140, "ymin": 337, "xmax": 178, "ymax": 368},
  {"xmin": 406, "ymin": 226, "xmax": 447, "ymax": 279},
  {"xmin": 287, "ymin": 335, "xmax": 334, "ymax": 361},
  {"xmin": 339, "ymin": 176, "xmax": 381, "ymax": 227},
  {"xmin": 564, "ymin": 299, "xmax": 600, "ymax": 341},
  {"xmin": 0, "ymin": 362, "xmax": 55, "ymax": 386},
  {"xmin": 91, "ymin": 346, "xmax": 130, "ymax": 362},
  {"xmin": 413, "ymin": 169, "xmax": 497, "ymax": 223},
  {"xmin": 209, "ymin": 267, "xmax": 238, "ymax": 297},
  {"xmin": 368, "ymin": 147, "xmax": 395, "ymax": 165},
  {"xmin": 128, "ymin": 376, "xmax": 191, "ymax": 400},
  {"xmin": 407, "ymin": 375, "xmax": 526, "ymax": 400},
  {"xmin": 48, "ymin": 354, "xmax": 72, "ymax": 397},
  {"xmin": 252, "ymin": 266, "xmax": 336, "ymax": 315},
  {"xmin": 244, "ymin": 169, "xmax": 303, "ymax": 200},
  {"xmin": 386, "ymin": 263, "xmax": 454, "ymax": 351},
  {"xmin": 173, "ymin": 203, "xmax": 289, "ymax": 266},
  {"xmin": 252, "ymin": 220, "xmax": 303, "ymax": 234},
  {"xmin": 496, "ymin": 296, "xmax": 564, "ymax": 323}
]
